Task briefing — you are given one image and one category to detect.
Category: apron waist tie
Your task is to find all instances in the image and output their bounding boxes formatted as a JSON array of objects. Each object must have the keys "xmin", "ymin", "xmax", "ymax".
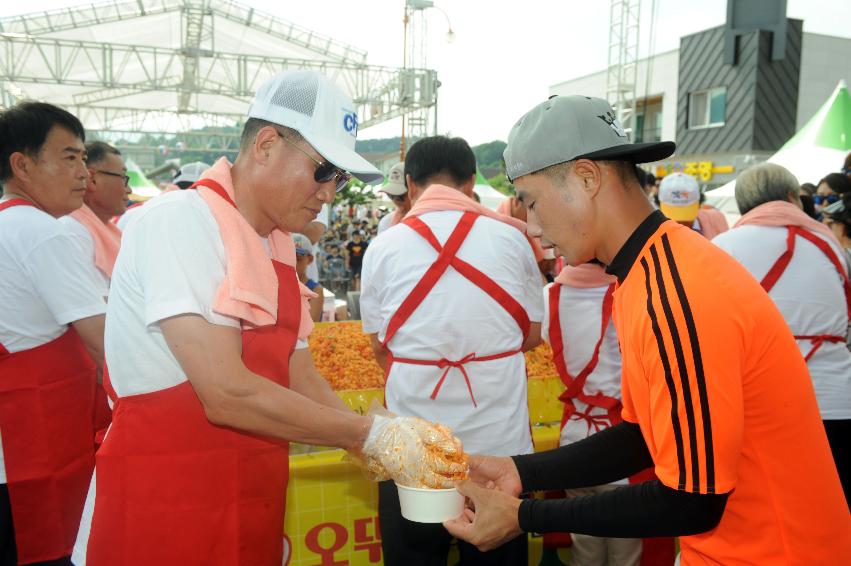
[
  {"xmin": 393, "ymin": 349, "xmax": 521, "ymax": 408},
  {"xmin": 795, "ymin": 334, "xmax": 847, "ymax": 362}
]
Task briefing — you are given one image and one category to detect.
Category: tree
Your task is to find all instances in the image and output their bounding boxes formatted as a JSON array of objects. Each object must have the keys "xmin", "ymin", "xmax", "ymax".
[{"xmin": 335, "ymin": 178, "xmax": 377, "ymax": 208}]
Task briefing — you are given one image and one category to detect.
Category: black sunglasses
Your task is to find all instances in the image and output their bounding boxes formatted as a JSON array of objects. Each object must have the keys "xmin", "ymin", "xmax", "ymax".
[
  {"xmin": 277, "ymin": 132, "xmax": 352, "ymax": 192},
  {"xmin": 389, "ymin": 193, "xmax": 407, "ymax": 203},
  {"xmin": 92, "ymin": 169, "xmax": 130, "ymax": 186}
]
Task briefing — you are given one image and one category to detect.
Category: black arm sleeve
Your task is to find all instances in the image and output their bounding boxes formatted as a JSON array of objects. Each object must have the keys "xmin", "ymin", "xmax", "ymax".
[
  {"xmin": 518, "ymin": 480, "xmax": 729, "ymax": 538},
  {"xmin": 512, "ymin": 422, "xmax": 653, "ymax": 492}
]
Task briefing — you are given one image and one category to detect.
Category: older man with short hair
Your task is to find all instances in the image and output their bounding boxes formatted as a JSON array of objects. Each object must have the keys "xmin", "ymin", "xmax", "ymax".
[
  {"xmin": 713, "ymin": 162, "xmax": 851, "ymax": 506},
  {"xmin": 72, "ymin": 71, "xmax": 466, "ymax": 566},
  {"xmin": 0, "ymin": 101, "xmax": 107, "ymax": 566}
]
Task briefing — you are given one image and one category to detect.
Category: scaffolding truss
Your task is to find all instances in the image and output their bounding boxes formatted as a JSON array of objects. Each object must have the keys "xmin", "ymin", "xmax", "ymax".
[
  {"xmin": 606, "ymin": 0, "xmax": 641, "ymax": 136},
  {"xmin": 0, "ymin": 0, "xmax": 438, "ymax": 159}
]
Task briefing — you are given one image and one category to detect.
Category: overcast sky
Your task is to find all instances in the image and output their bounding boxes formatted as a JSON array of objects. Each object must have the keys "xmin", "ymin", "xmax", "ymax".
[{"xmin": 2, "ymin": 0, "xmax": 850, "ymax": 144}]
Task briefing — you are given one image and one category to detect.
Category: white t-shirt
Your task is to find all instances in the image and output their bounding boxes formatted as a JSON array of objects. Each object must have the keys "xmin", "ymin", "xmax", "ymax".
[
  {"xmin": 542, "ymin": 282, "xmax": 627, "ymax": 485},
  {"xmin": 58, "ymin": 215, "xmax": 111, "ymax": 300},
  {"xmin": 360, "ymin": 210, "xmax": 543, "ymax": 456},
  {"xmin": 115, "ymin": 202, "xmax": 144, "ymax": 232},
  {"xmin": 306, "ymin": 203, "xmax": 330, "ymax": 282},
  {"xmin": 104, "ymin": 190, "xmax": 306, "ymax": 399},
  {"xmin": 377, "ymin": 211, "xmax": 395, "ymax": 234},
  {"xmin": 0, "ymin": 203, "xmax": 107, "ymax": 484},
  {"xmin": 713, "ymin": 225, "xmax": 851, "ymax": 419}
]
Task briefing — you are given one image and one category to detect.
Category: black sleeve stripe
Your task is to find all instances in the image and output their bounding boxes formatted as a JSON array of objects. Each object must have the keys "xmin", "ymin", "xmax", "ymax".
[
  {"xmin": 641, "ymin": 256, "xmax": 687, "ymax": 491},
  {"xmin": 649, "ymin": 244, "xmax": 701, "ymax": 493},
  {"xmin": 661, "ymin": 234, "xmax": 716, "ymax": 494}
]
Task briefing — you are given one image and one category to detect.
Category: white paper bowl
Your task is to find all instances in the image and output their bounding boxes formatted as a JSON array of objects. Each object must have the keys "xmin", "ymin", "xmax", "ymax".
[{"xmin": 395, "ymin": 483, "xmax": 465, "ymax": 523}]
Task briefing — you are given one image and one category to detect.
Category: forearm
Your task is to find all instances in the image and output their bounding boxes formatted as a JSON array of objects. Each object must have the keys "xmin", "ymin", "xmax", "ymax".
[
  {"xmin": 71, "ymin": 314, "xmax": 105, "ymax": 384},
  {"xmin": 289, "ymin": 356, "xmax": 351, "ymax": 413},
  {"xmin": 209, "ymin": 369, "xmax": 370, "ymax": 449},
  {"xmin": 512, "ymin": 422, "xmax": 653, "ymax": 492},
  {"xmin": 518, "ymin": 480, "xmax": 729, "ymax": 538}
]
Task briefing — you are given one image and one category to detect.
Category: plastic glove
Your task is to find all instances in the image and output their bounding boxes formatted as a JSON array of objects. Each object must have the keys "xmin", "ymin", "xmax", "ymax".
[{"xmin": 361, "ymin": 414, "xmax": 469, "ymax": 488}]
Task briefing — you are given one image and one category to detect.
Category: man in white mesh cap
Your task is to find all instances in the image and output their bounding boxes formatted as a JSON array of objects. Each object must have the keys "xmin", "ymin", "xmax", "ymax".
[{"xmin": 73, "ymin": 70, "xmax": 467, "ymax": 565}]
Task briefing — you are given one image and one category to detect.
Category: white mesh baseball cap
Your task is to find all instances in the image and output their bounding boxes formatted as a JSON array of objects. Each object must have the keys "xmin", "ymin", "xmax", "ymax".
[
  {"xmin": 173, "ymin": 161, "xmax": 211, "ymax": 186},
  {"xmin": 248, "ymin": 70, "xmax": 383, "ymax": 185}
]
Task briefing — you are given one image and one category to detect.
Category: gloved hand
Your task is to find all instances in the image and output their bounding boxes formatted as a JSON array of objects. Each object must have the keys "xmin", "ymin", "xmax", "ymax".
[{"xmin": 361, "ymin": 414, "xmax": 469, "ymax": 488}]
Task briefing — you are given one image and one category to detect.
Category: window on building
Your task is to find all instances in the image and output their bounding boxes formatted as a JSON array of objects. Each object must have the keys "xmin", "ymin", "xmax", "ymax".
[{"xmin": 689, "ymin": 87, "xmax": 726, "ymax": 129}]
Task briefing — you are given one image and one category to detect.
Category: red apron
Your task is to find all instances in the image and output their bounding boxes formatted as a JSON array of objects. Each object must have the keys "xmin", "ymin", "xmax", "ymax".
[
  {"xmin": 546, "ymin": 281, "xmax": 675, "ymax": 565},
  {"xmin": 381, "ymin": 211, "xmax": 531, "ymax": 407},
  {"xmin": 760, "ymin": 226, "xmax": 851, "ymax": 361},
  {"xmin": 548, "ymin": 282, "xmax": 619, "ymax": 432},
  {"xmin": 0, "ymin": 198, "xmax": 97, "ymax": 564},
  {"xmin": 85, "ymin": 179, "xmax": 299, "ymax": 565}
]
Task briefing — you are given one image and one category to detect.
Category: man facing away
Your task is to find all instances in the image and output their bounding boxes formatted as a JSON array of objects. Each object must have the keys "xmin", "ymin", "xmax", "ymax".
[{"xmin": 360, "ymin": 135, "xmax": 543, "ymax": 565}]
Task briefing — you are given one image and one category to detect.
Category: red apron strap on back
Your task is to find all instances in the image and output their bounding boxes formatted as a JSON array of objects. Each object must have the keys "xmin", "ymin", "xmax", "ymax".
[
  {"xmin": 451, "ymin": 256, "xmax": 531, "ymax": 340},
  {"xmin": 382, "ymin": 212, "xmax": 478, "ymax": 348},
  {"xmin": 0, "ymin": 198, "xmax": 36, "ymax": 213},
  {"xmin": 547, "ymin": 284, "xmax": 570, "ymax": 381},
  {"xmin": 189, "ymin": 179, "xmax": 236, "ymax": 208},
  {"xmin": 792, "ymin": 226, "xmax": 851, "ymax": 320},
  {"xmin": 553, "ymin": 283, "xmax": 617, "ymax": 429},
  {"xmin": 760, "ymin": 227, "xmax": 797, "ymax": 293}
]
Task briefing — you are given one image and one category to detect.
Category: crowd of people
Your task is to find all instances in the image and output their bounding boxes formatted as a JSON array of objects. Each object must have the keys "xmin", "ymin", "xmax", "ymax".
[{"xmin": 0, "ymin": 68, "xmax": 849, "ymax": 566}]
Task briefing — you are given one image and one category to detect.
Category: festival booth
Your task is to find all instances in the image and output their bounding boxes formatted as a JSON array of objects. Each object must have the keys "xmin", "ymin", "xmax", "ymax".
[
  {"xmin": 286, "ymin": 321, "xmax": 569, "ymax": 565},
  {"xmin": 706, "ymin": 80, "xmax": 851, "ymax": 220}
]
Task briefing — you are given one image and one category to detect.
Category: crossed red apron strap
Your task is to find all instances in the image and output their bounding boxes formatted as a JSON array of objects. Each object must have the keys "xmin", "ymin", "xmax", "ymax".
[
  {"xmin": 760, "ymin": 226, "xmax": 851, "ymax": 361},
  {"xmin": 383, "ymin": 211, "xmax": 532, "ymax": 407},
  {"xmin": 548, "ymin": 282, "xmax": 620, "ymax": 431}
]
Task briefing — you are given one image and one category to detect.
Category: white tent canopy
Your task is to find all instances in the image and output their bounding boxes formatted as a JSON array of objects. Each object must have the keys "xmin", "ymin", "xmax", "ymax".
[
  {"xmin": 706, "ymin": 80, "xmax": 851, "ymax": 219},
  {"xmin": 473, "ymin": 169, "xmax": 508, "ymax": 210}
]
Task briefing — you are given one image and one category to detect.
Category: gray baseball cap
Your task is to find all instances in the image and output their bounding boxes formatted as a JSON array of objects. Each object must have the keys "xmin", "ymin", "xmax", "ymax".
[{"xmin": 504, "ymin": 95, "xmax": 676, "ymax": 182}]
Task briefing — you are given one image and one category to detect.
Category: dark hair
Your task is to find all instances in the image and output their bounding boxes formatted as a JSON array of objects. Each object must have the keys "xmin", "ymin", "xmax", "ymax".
[
  {"xmin": 0, "ymin": 101, "xmax": 85, "ymax": 182},
  {"xmin": 85, "ymin": 141, "xmax": 121, "ymax": 166},
  {"xmin": 799, "ymin": 193, "xmax": 818, "ymax": 219},
  {"xmin": 800, "ymin": 182, "xmax": 817, "ymax": 196},
  {"xmin": 240, "ymin": 118, "xmax": 302, "ymax": 151},
  {"xmin": 635, "ymin": 167, "xmax": 649, "ymax": 189},
  {"xmin": 405, "ymin": 136, "xmax": 476, "ymax": 188},
  {"xmin": 819, "ymin": 172, "xmax": 851, "ymax": 195},
  {"xmin": 647, "ymin": 173, "xmax": 656, "ymax": 186}
]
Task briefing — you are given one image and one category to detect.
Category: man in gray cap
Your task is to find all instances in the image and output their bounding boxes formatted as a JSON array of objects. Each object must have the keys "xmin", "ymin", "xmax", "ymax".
[
  {"xmin": 444, "ymin": 96, "xmax": 851, "ymax": 564},
  {"xmin": 377, "ymin": 161, "xmax": 411, "ymax": 234}
]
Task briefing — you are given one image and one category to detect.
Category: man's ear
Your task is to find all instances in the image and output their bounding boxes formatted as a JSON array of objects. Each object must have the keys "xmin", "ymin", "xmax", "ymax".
[
  {"xmin": 252, "ymin": 126, "xmax": 278, "ymax": 163},
  {"xmin": 573, "ymin": 159, "xmax": 603, "ymax": 197}
]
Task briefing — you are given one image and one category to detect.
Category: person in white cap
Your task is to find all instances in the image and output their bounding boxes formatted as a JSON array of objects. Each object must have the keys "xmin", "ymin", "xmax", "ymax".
[
  {"xmin": 443, "ymin": 95, "xmax": 851, "ymax": 564},
  {"xmin": 115, "ymin": 161, "xmax": 212, "ymax": 231},
  {"xmin": 361, "ymin": 135, "xmax": 543, "ymax": 565},
  {"xmin": 657, "ymin": 172, "xmax": 728, "ymax": 239},
  {"xmin": 293, "ymin": 233, "xmax": 325, "ymax": 321},
  {"xmin": 713, "ymin": 162, "xmax": 851, "ymax": 506},
  {"xmin": 73, "ymin": 70, "xmax": 467, "ymax": 566},
  {"xmin": 377, "ymin": 161, "xmax": 411, "ymax": 234}
]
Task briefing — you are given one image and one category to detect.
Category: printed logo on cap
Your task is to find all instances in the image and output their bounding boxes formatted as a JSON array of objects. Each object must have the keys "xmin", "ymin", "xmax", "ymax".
[
  {"xmin": 389, "ymin": 169, "xmax": 402, "ymax": 182},
  {"xmin": 598, "ymin": 111, "xmax": 627, "ymax": 138},
  {"xmin": 342, "ymin": 109, "xmax": 358, "ymax": 138}
]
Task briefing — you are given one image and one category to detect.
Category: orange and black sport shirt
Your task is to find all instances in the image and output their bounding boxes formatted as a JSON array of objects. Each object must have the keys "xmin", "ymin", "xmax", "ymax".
[{"xmin": 608, "ymin": 211, "xmax": 850, "ymax": 565}]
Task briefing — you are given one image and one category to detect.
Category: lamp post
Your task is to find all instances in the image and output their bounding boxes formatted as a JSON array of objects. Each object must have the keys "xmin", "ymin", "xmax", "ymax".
[{"xmin": 400, "ymin": 0, "xmax": 453, "ymax": 161}]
